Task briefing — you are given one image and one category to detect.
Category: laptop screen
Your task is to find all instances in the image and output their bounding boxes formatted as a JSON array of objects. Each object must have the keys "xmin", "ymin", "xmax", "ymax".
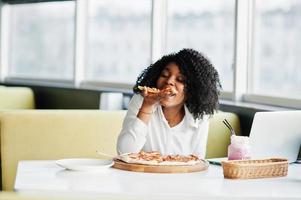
[{"xmin": 249, "ymin": 111, "xmax": 301, "ymax": 163}]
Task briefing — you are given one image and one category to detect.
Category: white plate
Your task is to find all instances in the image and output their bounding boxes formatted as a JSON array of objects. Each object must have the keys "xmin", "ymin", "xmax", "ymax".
[{"xmin": 55, "ymin": 158, "xmax": 114, "ymax": 171}]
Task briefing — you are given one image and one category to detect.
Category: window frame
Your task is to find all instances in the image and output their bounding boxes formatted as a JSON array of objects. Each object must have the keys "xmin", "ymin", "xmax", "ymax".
[{"xmin": 0, "ymin": 0, "xmax": 300, "ymax": 109}]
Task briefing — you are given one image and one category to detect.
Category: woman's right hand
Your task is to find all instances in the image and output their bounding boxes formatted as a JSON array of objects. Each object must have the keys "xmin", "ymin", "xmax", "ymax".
[
  {"xmin": 137, "ymin": 88, "xmax": 173, "ymax": 124},
  {"xmin": 141, "ymin": 88, "xmax": 172, "ymax": 109}
]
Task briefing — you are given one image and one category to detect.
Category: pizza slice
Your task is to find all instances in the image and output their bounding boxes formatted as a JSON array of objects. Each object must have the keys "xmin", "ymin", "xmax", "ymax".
[
  {"xmin": 160, "ymin": 154, "xmax": 200, "ymax": 165},
  {"xmin": 137, "ymin": 86, "xmax": 177, "ymax": 95},
  {"xmin": 137, "ymin": 86, "xmax": 161, "ymax": 94}
]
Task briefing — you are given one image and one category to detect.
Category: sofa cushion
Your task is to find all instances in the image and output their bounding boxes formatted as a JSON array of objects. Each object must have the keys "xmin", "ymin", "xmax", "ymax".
[
  {"xmin": 206, "ymin": 111, "xmax": 241, "ymax": 159},
  {"xmin": 0, "ymin": 86, "xmax": 35, "ymax": 109},
  {"xmin": 0, "ymin": 110, "xmax": 126, "ymax": 190}
]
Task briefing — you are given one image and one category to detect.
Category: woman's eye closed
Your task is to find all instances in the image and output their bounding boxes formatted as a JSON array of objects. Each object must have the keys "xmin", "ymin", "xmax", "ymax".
[
  {"xmin": 177, "ymin": 77, "xmax": 184, "ymax": 83},
  {"xmin": 160, "ymin": 73, "xmax": 169, "ymax": 78}
]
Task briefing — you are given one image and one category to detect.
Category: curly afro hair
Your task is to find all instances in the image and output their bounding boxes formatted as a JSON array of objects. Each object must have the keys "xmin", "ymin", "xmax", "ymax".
[{"xmin": 133, "ymin": 48, "xmax": 221, "ymax": 120}]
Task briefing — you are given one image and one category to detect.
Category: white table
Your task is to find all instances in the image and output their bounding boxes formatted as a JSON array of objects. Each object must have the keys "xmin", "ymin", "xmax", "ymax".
[{"xmin": 14, "ymin": 160, "xmax": 301, "ymax": 199}]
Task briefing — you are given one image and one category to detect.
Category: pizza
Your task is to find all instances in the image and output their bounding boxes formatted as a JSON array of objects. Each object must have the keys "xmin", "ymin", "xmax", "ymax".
[
  {"xmin": 137, "ymin": 86, "xmax": 177, "ymax": 95},
  {"xmin": 116, "ymin": 151, "xmax": 201, "ymax": 166}
]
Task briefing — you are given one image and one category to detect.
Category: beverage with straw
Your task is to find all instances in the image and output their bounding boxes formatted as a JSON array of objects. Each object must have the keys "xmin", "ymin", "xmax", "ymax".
[{"xmin": 223, "ymin": 119, "xmax": 251, "ymax": 160}]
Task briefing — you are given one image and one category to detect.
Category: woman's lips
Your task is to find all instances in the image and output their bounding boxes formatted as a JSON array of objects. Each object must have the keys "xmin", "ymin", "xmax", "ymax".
[
  {"xmin": 165, "ymin": 93, "xmax": 176, "ymax": 100},
  {"xmin": 162, "ymin": 87, "xmax": 178, "ymax": 95}
]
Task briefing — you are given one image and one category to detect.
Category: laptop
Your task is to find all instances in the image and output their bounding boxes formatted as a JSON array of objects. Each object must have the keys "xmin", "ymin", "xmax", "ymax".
[
  {"xmin": 249, "ymin": 111, "xmax": 301, "ymax": 163},
  {"xmin": 207, "ymin": 111, "xmax": 301, "ymax": 165}
]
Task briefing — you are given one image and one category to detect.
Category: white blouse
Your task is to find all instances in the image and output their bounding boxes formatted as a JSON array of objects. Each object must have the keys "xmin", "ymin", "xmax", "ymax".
[{"xmin": 117, "ymin": 94, "xmax": 209, "ymax": 158}]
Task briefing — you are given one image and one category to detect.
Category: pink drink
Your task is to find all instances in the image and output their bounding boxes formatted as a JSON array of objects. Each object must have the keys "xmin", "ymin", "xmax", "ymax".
[{"xmin": 228, "ymin": 135, "xmax": 251, "ymax": 160}]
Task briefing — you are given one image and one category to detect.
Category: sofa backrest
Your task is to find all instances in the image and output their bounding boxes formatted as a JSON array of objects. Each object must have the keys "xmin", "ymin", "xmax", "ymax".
[
  {"xmin": 0, "ymin": 191, "xmax": 142, "ymax": 200},
  {"xmin": 207, "ymin": 111, "xmax": 241, "ymax": 158},
  {"xmin": 0, "ymin": 110, "xmax": 126, "ymax": 190},
  {"xmin": 0, "ymin": 110, "xmax": 240, "ymax": 191},
  {"xmin": 0, "ymin": 86, "xmax": 35, "ymax": 109}
]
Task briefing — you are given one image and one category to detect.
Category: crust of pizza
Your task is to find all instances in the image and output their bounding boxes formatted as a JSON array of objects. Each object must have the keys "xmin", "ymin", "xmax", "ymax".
[{"xmin": 118, "ymin": 156, "xmax": 159, "ymax": 165}]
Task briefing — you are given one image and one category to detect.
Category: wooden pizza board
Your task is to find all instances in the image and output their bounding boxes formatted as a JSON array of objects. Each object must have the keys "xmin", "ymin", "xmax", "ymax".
[{"xmin": 112, "ymin": 159, "xmax": 209, "ymax": 173}]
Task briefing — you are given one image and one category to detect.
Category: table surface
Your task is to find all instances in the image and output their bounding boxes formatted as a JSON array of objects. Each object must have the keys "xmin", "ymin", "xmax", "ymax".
[{"xmin": 14, "ymin": 160, "xmax": 301, "ymax": 198}]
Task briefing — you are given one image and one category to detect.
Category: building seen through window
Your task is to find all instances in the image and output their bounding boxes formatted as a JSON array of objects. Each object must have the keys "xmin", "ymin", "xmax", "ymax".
[
  {"xmin": 8, "ymin": 1, "xmax": 75, "ymax": 80},
  {"xmin": 167, "ymin": 0, "xmax": 235, "ymax": 92},
  {"xmin": 252, "ymin": 0, "xmax": 301, "ymax": 99},
  {"xmin": 86, "ymin": 0, "xmax": 152, "ymax": 84}
]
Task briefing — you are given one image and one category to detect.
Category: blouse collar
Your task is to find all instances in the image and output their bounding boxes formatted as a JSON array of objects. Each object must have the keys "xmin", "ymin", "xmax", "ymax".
[
  {"xmin": 157, "ymin": 104, "xmax": 200, "ymax": 129},
  {"xmin": 184, "ymin": 105, "xmax": 200, "ymax": 128}
]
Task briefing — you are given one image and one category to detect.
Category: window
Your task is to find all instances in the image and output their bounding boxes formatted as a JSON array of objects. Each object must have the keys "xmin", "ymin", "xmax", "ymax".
[
  {"xmin": 8, "ymin": 1, "xmax": 75, "ymax": 80},
  {"xmin": 1, "ymin": 0, "xmax": 300, "ymax": 109},
  {"xmin": 166, "ymin": 0, "xmax": 235, "ymax": 91},
  {"xmin": 86, "ymin": 0, "xmax": 152, "ymax": 84},
  {"xmin": 251, "ymin": 0, "xmax": 301, "ymax": 99}
]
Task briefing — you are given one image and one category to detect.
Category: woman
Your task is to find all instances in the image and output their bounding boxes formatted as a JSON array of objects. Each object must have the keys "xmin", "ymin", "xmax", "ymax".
[{"xmin": 117, "ymin": 48, "xmax": 221, "ymax": 158}]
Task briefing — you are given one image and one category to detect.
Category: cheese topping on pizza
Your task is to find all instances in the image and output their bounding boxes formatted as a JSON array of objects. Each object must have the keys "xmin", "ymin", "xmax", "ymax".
[{"xmin": 117, "ymin": 151, "xmax": 201, "ymax": 166}]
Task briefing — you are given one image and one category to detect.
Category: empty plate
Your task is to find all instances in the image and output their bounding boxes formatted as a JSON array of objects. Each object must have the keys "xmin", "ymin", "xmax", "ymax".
[{"xmin": 55, "ymin": 158, "xmax": 114, "ymax": 171}]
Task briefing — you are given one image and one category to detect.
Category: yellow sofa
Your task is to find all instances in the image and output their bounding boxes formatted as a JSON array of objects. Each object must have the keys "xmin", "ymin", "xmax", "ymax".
[
  {"xmin": 0, "ymin": 86, "xmax": 35, "ymax": 109},
  {"xmin": 207, "ymin": 111, "xmax": 240, "ymax": 158},
  {"xmin": 0, "ymin": 110, "xmax": 240, "ymax": 191},
  {"xmin": 0, "ymin": 191, "xmax": 148, "ymax": 200}
]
